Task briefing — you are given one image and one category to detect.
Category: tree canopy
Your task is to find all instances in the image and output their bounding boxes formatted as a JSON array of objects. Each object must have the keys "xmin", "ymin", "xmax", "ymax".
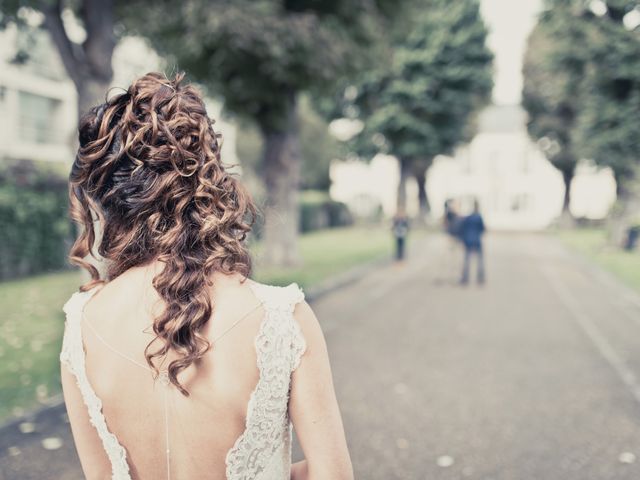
[
  {"xmin": 575, "ymin": 0, "xmax": 640, "ymax": 192},
  {"xmin": 522, "ymin": 1, "xmax": 594, "ymax": 213},
  {"xmin": 336, "ymin": 0, "xmax": 492, "ymax": 212},
  {"xmin": 524, "ymin": 0, "xmax": 640, "ymax": 199},
  {"xmin": 122, "ymin": 0, "xmax": 397, "ymax": 131},
  {"xmin": 119, "ymin": 0, "xmax": 408, "ymax": 265},
  {"xmin": 350, "ymin": 1, "xmax": 492, "ymax": 160}
]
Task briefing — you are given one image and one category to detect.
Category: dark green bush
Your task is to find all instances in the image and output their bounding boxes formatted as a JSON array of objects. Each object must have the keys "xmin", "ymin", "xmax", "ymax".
[
  {"xmin": 0, "ymin": 161, "xmax": 71, "ymax": 280},
  {"xmin": 299, "ymin": 190, "xmax": 353, "ymax": 233}
]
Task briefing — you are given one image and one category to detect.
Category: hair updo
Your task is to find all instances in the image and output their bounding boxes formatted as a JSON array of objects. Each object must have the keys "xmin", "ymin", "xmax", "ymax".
[{"xmin": 69, "ymin": 72, "xmax": 256, "ymax": 395}]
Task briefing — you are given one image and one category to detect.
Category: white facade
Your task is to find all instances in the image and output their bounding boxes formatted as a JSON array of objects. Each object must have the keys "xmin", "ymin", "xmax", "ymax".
[
  {"xmin": 0, "ymin": 25, "xmax": 239, "ymax": 167},
  {"xmin": 427, "ymin": 105, "xmax": 616, "ymax": 229},
  {"xmin": 0, "ymin": 25, "xmax": 76, "ymax": 163},
  {"xmin": 330, "ymin": 154, "xmax": 418, "ymax": 218},
  {"xmin": 330, "ymin": 104, "xmax": 616, "ymax": 230}
]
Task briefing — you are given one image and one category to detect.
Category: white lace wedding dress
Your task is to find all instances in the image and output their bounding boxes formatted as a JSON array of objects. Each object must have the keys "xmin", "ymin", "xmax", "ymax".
[{"xmin": 60, "ymin": 279, "xmax": 307, "ymax": 480}]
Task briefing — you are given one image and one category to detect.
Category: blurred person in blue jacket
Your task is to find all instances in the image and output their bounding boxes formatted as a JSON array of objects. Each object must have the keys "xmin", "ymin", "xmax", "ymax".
[{"xmin": 460, "ymin": 200, "xmax": 485, "ymax": 285}]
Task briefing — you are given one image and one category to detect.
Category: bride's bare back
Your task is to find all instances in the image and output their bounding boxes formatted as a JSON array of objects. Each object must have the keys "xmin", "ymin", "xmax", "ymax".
[{"xmin": 68, "ymin": 267, "xmax": 264, "ymax": 478}]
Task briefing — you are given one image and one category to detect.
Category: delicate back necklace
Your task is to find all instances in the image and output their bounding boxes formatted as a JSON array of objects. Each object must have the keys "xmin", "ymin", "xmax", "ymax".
[{"xmin": 82, "ymin": 301, "xmax": 263, "ymax": 480}]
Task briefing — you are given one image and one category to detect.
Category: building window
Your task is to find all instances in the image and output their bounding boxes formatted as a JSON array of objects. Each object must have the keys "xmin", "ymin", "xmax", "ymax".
[{"xmin": 18, "ymin": 91, "xmax": 61, "ymax": 144}]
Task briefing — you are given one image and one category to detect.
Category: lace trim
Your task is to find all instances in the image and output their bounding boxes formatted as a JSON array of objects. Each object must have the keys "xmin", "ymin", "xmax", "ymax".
[
  {"xmin": 224, "ymin": 281, "xmax": 307, "ymax": 480},
  {"xmin": 60, "ymin": 288, "xmax": 132, "ymax": 480}
]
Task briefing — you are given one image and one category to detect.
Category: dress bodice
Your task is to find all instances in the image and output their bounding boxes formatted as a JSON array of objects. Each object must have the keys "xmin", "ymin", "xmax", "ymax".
[{"xmin": 60, "ymin": 279, "xmax": 306, "ymax": 480}]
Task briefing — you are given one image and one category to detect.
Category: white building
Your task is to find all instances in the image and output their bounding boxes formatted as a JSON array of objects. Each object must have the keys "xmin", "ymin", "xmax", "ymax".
[
  {"xmin": 427, "ymin": 104, "xmax": 616, "ymax": 229},
  {"xmin": 0, "ymin": 25, "xmax": 76, "ymax": 163},
  {"xmin": 427, "ymin": 104, "xmax": 564, "ymax": 229},
  {"xmin": 0, "ymin": 23, "xmax": 238, "ymax": 167},
  {"xmin": 330, "ymin": 104, "xmax": 616, "ymax": 230}
]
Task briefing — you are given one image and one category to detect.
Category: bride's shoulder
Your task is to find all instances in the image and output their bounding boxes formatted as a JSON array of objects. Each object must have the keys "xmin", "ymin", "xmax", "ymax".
[{"xmin": 245, "ymin": 278, "xmax": 305, "ymax": 308}]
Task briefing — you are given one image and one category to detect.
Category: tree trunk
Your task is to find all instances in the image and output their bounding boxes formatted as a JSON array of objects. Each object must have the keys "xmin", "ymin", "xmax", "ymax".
[
  {"xmin": 559, "ymin": 167, "xmax": 575, "ymax": 227},
  {"xmin": 43, "ymin": 0, "xmax": 115, "ymax": 120},
  {"xmin": 561, "ymin": 168, "xmax": 572, "ymax": 214},
  {"xmin": 77, "ymin": 78, "xmax": 112, "ymax": 119},
  {"xmin": 609, "ymin": 171, "xmax": 640, "ymax": 247},
  {"xmin": 42, "ymin": 0, "xmax": 115, "ymax": 280},
  {"xmin": 260, "ymin": 96, "xmax": 302, "ymax": 267},
  {"xmin": 413, "ymin": 168, "xmax": 430, "ymax": 218},
  {"xmin": 396, "ymin": 157, "xmax": 411, "ymax": 215}
]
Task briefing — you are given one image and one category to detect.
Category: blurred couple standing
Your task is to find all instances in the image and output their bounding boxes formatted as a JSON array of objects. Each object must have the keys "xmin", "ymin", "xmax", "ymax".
[{"xmin": 444, "ymin": 199, "xmax": 486, "ymax": 285}]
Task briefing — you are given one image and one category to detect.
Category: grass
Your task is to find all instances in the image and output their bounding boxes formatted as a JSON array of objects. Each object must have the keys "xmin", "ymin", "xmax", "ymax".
[
  {"xmin": 253, "ymin": 224, "xmax": 396, "ymax": 288},
  {"xmin": 0, "ymin": 269, "xmax": 83, "ymax": 422},
  {"xmin": 558, "ymin": 228, "xmax": 640, "ymax": 293},
  {"xmin": 0, "ymin": 224, "xmax": 397, "ymax": 424}
]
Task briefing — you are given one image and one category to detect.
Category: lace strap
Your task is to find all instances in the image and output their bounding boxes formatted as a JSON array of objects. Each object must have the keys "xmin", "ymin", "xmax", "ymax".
[
  {"xmin": 225, "ymin": 281, "xmax": 306, "ymax": 479},
  {"xmin": 60, "ymin": 287, "xmax": 132, "ymax": 479},
  {"xmin": 60, "ymin": 288, "xmax": 101, "ymax": 374},
  {"xmin": 247, "ymin": 280, "xmax": 307, "ymax": 372}
]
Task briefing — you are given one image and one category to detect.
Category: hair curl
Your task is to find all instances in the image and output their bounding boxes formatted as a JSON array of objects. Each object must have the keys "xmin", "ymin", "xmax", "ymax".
[{"xmin": 69, "ymin": 72, "xmax": 256, "ymax": 395}]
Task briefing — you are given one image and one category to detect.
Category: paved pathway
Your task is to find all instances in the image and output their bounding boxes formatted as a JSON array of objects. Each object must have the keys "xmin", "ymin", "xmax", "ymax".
[{"xmin": 3, "ymin": 233, "xmax": 640, "ymax": 479}]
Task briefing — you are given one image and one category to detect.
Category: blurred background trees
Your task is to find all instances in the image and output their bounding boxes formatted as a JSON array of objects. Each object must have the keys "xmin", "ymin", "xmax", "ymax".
[
  {"xmin": 1, "ymin": 0, "xmax": 638, "ymax": 279},
  {"xmin": 523, "ymin": 0, "xmax": 640, "ymax": 237},
  {"xmin": 331, "ymin": 0, "xmax": 493, "ymax": 218},
  {"xmin": 122, "ymin": 0, "xmax": 402, "ymax": 266},
  {"xmin": 522, "ymin": 1, "xmax": 590, "ymax": 221}
]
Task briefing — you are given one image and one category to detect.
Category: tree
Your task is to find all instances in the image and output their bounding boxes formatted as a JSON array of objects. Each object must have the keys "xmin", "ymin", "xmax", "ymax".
[
  {"xmin": 343, "ymin": 0, "xmax": 493, "ymax": 215},
  {"xmin": 525, "ymin": 0, "xmax": 640, "ymax": 239},
  {"xmin": 575, "ymin": 0, "xmax": 640, "ymax": 197},
  {"xmin": 1, "ymin": 0, "xmax": 117, "ymax": 118},
  {"xmin": 576, "ymin": 0, "xmax": 640, "ymax": 241},
  {"xmin": 236, "ymin": 96, "xmax": 341, "ymax": 193},
  {"xmin": 522, "ymin": 1, "xmax": 594, "ymax": 218},
  {"xmin": 123, "ymin": 0, "xmax": 400, "ymax": 266}
]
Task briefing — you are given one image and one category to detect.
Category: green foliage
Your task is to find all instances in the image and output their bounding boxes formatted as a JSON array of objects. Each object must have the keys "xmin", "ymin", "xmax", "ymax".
[
  {"xmin": 121, "ymin": 0, "xmax": 394, "ymax": 131},
  {"xmin": 0, "ymin": 161, "xmax": 72, "ymax": 280},
  {"xmin": 522, "ymin": 2, "xmax": 591, "ymax": 181},
  {"xmin": 527, "ymin": 0, "xmax": 640, "ymax": 191},
  {"xmin": 575, "ymin": 4, "xmax": 640, "ymax": 187},
  {"xmin": 343, "ymin": 0, "xmax": 493, "ymax": 163}
]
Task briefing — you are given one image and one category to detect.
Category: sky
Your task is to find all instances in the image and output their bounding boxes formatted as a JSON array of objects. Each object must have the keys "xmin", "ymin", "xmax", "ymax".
[{"xmin": 480, "ymin": 0, "xmax": 544, "ymax": 105}]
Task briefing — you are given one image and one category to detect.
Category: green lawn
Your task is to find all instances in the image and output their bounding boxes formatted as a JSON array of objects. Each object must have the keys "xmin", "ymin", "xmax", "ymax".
[
  {"xmin": 253, "ymin": 224, "xmax": 397, "ymax": 288},
  {"xmin": 558, "ymin": 228, "xmax": 640, "ymax": 293},
  {"xmin": 0, "ymin": 269, "xmax": 83, "ymax": 422},
  {"xmin": 0, "ymin": 224, "xmax": 397, "ymax": 423}
]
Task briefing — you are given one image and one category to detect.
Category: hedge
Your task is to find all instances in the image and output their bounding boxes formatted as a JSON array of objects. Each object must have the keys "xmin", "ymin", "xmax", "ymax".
[
  {"xmin": 299, "ymin": 190, "xmax": 353, "ymax": 233},
  {"xmin": 0, "ymin": 161, "xmax": 72, "ymax": 280}
]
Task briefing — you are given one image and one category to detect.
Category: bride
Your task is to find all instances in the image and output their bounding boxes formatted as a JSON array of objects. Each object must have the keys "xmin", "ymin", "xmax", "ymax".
[{"xmin": 60, "ymin": 72, "xmax": 353, "ymax": 480}]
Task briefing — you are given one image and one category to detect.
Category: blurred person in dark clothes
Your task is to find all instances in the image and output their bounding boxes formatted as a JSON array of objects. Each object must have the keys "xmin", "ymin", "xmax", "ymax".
[
  {"xmin": 439, "ymin": 199, "xmax": 463, "ymax": 283},
  {"xmin": 460, "ymin": 200, "xmax": 485, "ymax": 285},
  {"xmin": 443, "ymin": 199, "xmax": 461, "ymax": 239},
  {"xmin": 392, "ymin": 210, "xmax": 410, "ymax": 261}
]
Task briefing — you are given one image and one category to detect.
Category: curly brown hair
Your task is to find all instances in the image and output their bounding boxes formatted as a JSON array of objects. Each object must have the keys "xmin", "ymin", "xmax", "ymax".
[{"xmin": 69, "ymin": 72, "xmax": 256, "ymax": 395}]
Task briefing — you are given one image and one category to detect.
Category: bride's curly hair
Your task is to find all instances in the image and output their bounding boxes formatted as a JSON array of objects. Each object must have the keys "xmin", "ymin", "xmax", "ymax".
[{"xmin": 69, "ymin": 72, "xmax": 256, "ymax": 395}]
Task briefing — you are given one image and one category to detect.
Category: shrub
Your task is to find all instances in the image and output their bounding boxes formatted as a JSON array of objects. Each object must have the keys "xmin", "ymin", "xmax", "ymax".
[
  {"xmin": 299, "ymin": 190, "xmax": 353, "ymax": 233},
  {"xmin": 0, "ymin": 160, "xmax": 71, "ymax": 280}
]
